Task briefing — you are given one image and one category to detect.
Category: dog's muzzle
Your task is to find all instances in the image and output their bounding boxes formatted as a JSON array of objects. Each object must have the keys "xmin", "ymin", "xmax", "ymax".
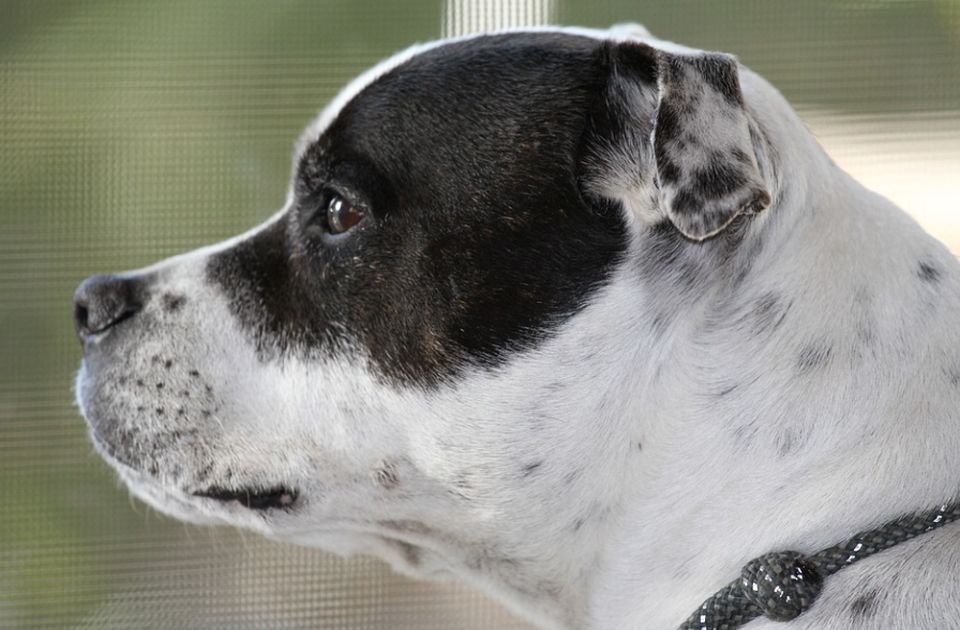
[{"xmin": 73, "ymin": 271, "xmax": 301, "ymax": 515}]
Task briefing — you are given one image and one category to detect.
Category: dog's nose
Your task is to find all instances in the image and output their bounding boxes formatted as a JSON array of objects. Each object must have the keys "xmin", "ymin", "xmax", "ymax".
[{"xmin": 73, "ymin": 274, "xmax": 144, "ymax": 340}]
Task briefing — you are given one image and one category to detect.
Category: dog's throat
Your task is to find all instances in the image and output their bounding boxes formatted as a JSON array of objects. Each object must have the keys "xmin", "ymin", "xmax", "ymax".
[{"xmin": 679, "ymin": 501, "xmax": 960, "ymax": 629}]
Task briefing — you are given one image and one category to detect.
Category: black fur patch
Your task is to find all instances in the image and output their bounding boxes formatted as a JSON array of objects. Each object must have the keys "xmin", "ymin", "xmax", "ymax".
[
  {"xmin": 797, "ymin": 341, "xmax": 833, "ymax": 373},
  {"xmin": 208, "ymin": 33, "xmax": 627, "ymax": 386},
  {"xmin": 849, "ymin": 589, "xmax": 879, "ymax": 619},
  {"xmin": 752, "ymin": 291, "xmax": 789, "ymax": 335},
  {"xmin": 918, "ymin": 261, "xmax": 941, "ymax": 283},
  {"xmin": 161, "ymin": 293, "xmax": 186, "ymax": 312},
  {"xmin": 775, "ymin": 427, "xmax": 800, "ymax": 457},
  {"xmin": 943, "ymin": 365, "xmax": 960, "ymax": 387},
  {"xmin": 689, "ymin": 54, "xmax": 743, "ymax": 106},
  {"xmin": 716, "ymin": 383, "xmax": 738, "ymax": 397},
  {"xmin": 521, "ymin": 461, "xmax": 544, "ymax": 478}
]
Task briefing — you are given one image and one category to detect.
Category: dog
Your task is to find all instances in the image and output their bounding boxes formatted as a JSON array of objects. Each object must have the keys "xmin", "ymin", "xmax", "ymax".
[{"xmin": 73, "ymin": 24, "xmax": 960, "ymax": 629}]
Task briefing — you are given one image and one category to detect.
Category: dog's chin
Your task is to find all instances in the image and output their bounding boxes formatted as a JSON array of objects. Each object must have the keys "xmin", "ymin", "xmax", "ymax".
[
  {"xmin": 103, "ymin": 455, "xmax": 447, "ymax": 579},
  {"xmin": 77, "ymin": 367, "xmax": 299, "ymax": 529},
  {"xmin": 87, "ymin": 434, "xmax": 294, "ymax": 534},
  {"xmin": 86, "ymin": 421, "xmax": 449, "ymax": 580},
  {"xmin": 122, "ymin": 468, "xmax": 231, "ymax": 527}
]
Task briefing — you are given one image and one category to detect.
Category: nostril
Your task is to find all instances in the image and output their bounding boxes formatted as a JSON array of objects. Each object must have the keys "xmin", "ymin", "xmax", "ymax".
[{"xmin": 74, "ymin": 302, "xmax": 90, "ymax": 333}]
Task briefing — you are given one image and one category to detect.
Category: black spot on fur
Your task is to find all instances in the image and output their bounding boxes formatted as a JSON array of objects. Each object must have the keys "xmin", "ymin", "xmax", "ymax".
[
  {"xmin": 659, "ymin": 155, "xmax": 682, "ymax": 184},
  {"xmin": 688, "ymin": 157, "xmax": 750, "ymax": 204},
  {"xmin": 850, "ymin": 589, "xmax": 879, "ymax": 619},
  {"xmin": 195, "ymin": 464, "xmax": 213, "ymax": 483},
  {"xmin": 944, "ymin": 366, "xmax": 960, "ymax": 387},
  {"xmin": 730, "ymin": 147, "xmax": 750, "ymax": 165},
  {"xmin": 918, "ymin": 261, "xmax": 941, "ymax": 283},
  {"xmin": 797, "ymin": 342, "xmax": 832, "ymax": 373},
  {"xmin": 716, "ymin": 383, "xmax": 738, "ymax": 397},
  {"xmin": 521, "ymin": 461, "xmax": 543, "ymax": 478},
  {"xmin": 775, "ymin": 427, "xmax": 800, "ymax": 457},
  {"xmin": 208, "ymin": 33, "xmax": 627, "ymax": 386},
  {"xmin": 856, "ymin": 321, "xmax": 875, "ymax": 349},
  {"xmin": 689, "ymin": 54, "xmax": 743, "ymax": 106},
  {"xmin": 162, "ymin": 293, "xmax": 186, "ymax": 312},
  {"xmin": 752, "ymin": 292, "xmax": 788, "ymax": 334},
  {"xmin": 394, "ymin": 540, "xmax": 420, "ymax": 566}
]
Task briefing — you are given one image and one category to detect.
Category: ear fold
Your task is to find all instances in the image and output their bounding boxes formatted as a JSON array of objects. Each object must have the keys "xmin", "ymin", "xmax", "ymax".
[{"xmin": 579, "ymin": 42, "xmax": 771, "ymax": 241}]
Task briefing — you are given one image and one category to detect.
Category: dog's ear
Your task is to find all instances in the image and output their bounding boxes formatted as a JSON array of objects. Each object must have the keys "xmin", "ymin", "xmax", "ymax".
[{"xmin": 578, "ymin": 42, "xmax": 771, "ymax": 241}]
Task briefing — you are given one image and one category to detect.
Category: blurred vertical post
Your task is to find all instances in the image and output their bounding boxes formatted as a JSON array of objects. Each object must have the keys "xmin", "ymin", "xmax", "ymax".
[{"xmin": 442, "ymin": 0, "xmax": 556, "ymax": 38}]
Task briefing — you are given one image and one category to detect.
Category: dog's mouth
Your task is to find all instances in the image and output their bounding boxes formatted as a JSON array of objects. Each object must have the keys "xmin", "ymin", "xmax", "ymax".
[{"xmin": 194, "ymin": 485, "xmax": 298, "ymax": 511}]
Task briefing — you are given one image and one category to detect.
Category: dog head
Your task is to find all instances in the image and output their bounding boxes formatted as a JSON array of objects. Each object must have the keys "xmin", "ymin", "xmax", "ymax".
[{"xmin": 74, "ymin": 27, "xmax": 773, "ymax": 621}]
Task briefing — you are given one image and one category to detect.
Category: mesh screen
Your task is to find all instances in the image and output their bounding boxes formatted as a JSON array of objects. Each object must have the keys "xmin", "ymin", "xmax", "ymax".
[{"xmin": 1, "ymin": 1, "xmax": 958, "ymax": 628}]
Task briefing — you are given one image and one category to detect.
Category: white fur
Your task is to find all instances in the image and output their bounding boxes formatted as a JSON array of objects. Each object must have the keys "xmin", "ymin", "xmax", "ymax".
[{"xmin": 76, "ymin": 25, "xmax": 960, "ymax": 629}]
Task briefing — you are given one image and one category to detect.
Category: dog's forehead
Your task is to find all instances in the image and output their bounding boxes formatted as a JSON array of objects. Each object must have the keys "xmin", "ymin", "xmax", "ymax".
[
  {"xmin": 296, "ymin": 32, "xmax": 605, "ymax": 164},
  {"xmin": 294, "ymin": 25, "xmax": 702, "ymax": 161}
]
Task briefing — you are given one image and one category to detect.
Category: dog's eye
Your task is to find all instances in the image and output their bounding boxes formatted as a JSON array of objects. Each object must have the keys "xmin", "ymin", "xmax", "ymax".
[{"xmin": 326, "ymin": 193, "xmax": 365, "ymax": 235}]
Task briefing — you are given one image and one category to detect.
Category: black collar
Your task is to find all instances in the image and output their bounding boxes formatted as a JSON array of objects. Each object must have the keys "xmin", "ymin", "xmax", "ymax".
[{"xmin": 679, "ymin": 502, "xmax": 960, "ymax": 629}]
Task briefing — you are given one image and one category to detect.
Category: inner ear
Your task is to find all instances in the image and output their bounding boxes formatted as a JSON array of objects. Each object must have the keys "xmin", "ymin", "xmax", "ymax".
[
  {"xmin": 654, "ymin": 53, "xmax": 771, "ymax": 241},
  {"xmin": 576, "ymin": 42, "xmax": 771, "ymax": 242}
]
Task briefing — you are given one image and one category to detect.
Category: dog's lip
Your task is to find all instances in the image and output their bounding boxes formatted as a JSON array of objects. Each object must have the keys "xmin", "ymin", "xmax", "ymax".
[{"xmin": 193, "ymin": 485, "xmax": 298, "ymax": 511}]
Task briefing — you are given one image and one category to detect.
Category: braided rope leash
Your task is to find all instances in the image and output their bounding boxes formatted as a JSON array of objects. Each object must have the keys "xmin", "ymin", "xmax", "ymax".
[{"xmin": 679, "ymin": 502, "xmax": 960, "ymax": 630}]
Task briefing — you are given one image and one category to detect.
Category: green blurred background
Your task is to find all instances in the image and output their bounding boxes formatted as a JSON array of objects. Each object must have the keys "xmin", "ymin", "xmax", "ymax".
[{"xmin": 1, "ymin": 1, "xmax": 958, "ymax": 628}]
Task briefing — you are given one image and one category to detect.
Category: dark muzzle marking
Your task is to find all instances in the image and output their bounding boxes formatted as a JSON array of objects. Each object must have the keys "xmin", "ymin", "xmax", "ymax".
[{"xmin": 195, "ymin": 486, "xmax": 298, "ymax": 511}]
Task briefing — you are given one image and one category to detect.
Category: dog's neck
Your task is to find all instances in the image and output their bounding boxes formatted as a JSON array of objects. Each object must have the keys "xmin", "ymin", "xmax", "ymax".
[
  {"xmin": 587, "ymin": 105, "xmax": 960, "ymax": 629},
  {"xmin": 435, "ymin": 76, "xmax": 960, "ymax": 629}
]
